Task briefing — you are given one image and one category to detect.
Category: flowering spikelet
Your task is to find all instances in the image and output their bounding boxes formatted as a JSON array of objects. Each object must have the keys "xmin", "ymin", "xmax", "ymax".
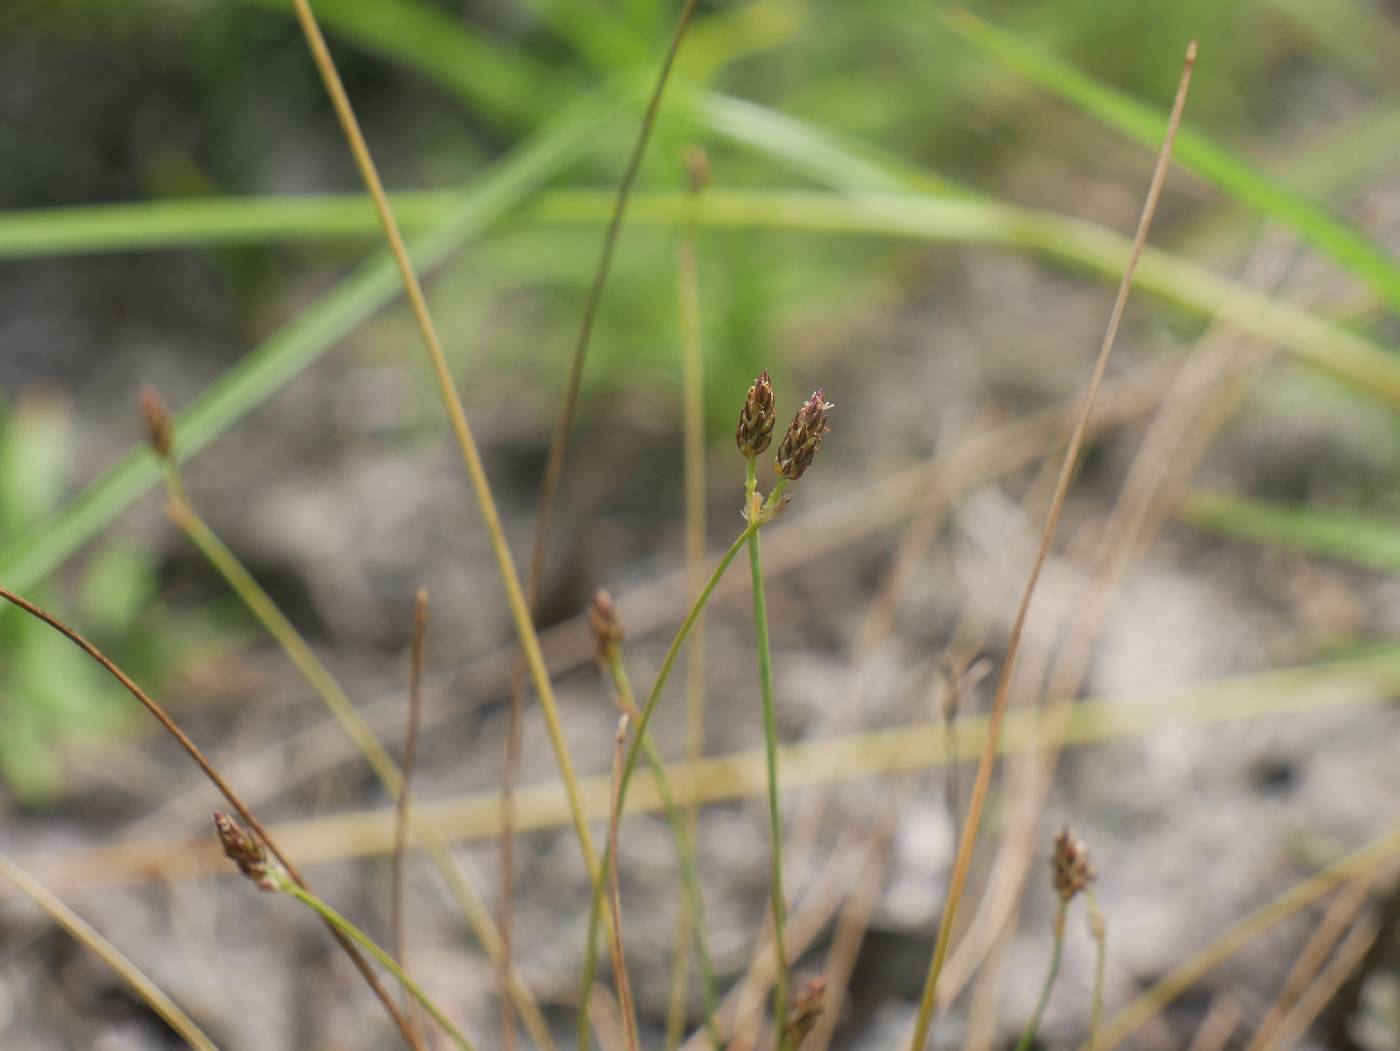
[
  {"xmin": 1051, "ymin": 825, "xmax": 1095, "ymax": 904},
  {"xmin": 213, "ymin": 812, "xmax": 277, "ymax": 892},
  {"xmin": 735, "ymin": 369, "xmax": 776, "ymax": 460},
  {"xmin": 588, "ymin": 589, "xmax": 625, "ymax": 659},
  {"xmin": 775, "ymin": 389, "xmax": 832, "ymax": 481},
  {"xmin": 138, "ymin": 385, "xmax": 173, "ymax": 460},
  {"xmin": 783, "ymin": 975, "xmax": 828, "ymax": 1048},
  {"xmin": 683, "ymin": 146, "xmax": 710, "ymax": 195}
]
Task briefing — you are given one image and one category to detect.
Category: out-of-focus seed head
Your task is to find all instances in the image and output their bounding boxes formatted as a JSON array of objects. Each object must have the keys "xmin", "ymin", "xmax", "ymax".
[
  {"xmin": 683, "ymin": 146, "xmax": 710, "ymax": 195},
  {"xmin": 775, "ymin": 389, "xmax": 832, "ymax": 481},
  {"xmin": 1051, "ymin": 825, "xmax": 1095, "ymax": 904},
  {"xmin": 213, "ymin": 812, "xmax": 277, "ymax": 892},
  {"xmin": 783, "ymin": 975, "xmax": 828, "ymax": 1049},
  {"xmin": 735, "ymin": 370, "xmax": 776, "ymax": 461},
  {"xmin": 588, "ymin": 589, "xmax": 625, "ymax": 659},
  {"xmin": 138, "ymin": 385, "xmax": 174, "ymax": 460}
]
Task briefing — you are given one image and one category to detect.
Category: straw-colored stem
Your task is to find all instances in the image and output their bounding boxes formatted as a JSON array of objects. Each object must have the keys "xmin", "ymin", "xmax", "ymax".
[
  {"xmin": 392, "ymin": 589, "xmax": 430, "ymax": 1039},
  {"xmin": 506, "ymin": 9, "xmax": 698, "ymax": 1042},
  {"xmin": 162, "ymin": 476, "xmax": 555, "ymax": 1051},
  {"xmin": 605, "ymin": 649, "xmax": 721, "ymax": 1046},
  {"xmin": 1087, "ymin": 893, "xmax": 1107, "ymax": 1050},
  {"xmin": 579, "ymin": 522, "xmax": 757, "ymax": 1050},
  {"xmin": 905, "ymin": 41, "xmax": 1196, "ymax": 1051},
  {"xmin": 670, "ymin": 149, "xmax": 709, "ymax": 1051},
  {"xmin": 606, "ymin": 715, "xmax": 642, "ymax": 1051},
  {"xmin": 746, "ymin": 473, "xmax": 790, "ymax": 1049},
  {"xmin": 280, "ymin": 879, "xmax": 477, "ymax": 1051},
  {"xmin": 1014, "ymin": 905, "xmax": 1067, "ymax": 1051},
  {"xmin": 0, "ymin": 584, "xmax": 419, "ymax": 1048},
  {"xmin": 284, "ymin": 0, "xmax": 600, "ymax": 886},
  {"xmin": 0, "ymin": 852, "xmax": 219, "ymax": 1051}
]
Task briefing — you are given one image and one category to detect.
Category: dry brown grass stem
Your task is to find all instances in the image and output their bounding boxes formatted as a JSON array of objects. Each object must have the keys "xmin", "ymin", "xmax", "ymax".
[
  {"xmin": 1185, "ymin": 996, "xmax": 1242, "ymax": 1051},
  {"xmin": 392, "ymin": 588, "xmax": 430, "ymax": 1040},
  {"xmin": 607, "ymin": 714, "xmax": 642, "ymax": 1051},
  {"xmin": 503, "ymin": 8, "xmax": 696, "ymax": 1040},
  {"xmin": 906, "ymin": 40, "xmax": 1197, "ymax": 1051},
  {"xmin": 0, "ymin": 584, "xmax": 422, "ymax": 1050},
  {"xmin": 1244, "ymin": 872, "xmax": 1378, "ymax": 1051},
  {"xmin": 949, "ymin": 236, "xmax": 1296, "ymax": 1033},
  {"xmin": 1269, "ymin": 914, "xmax": 1379, "ymax": 1049},
  {"xmin": 0, "ymin": 851, "xmax": 219, "ymax": 1051}
]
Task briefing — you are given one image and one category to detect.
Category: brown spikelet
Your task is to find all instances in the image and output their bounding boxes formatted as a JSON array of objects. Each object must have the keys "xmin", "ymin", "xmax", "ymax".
[
  {"xmin": 588, "ymin": 589, "xmax": 625, "ymax": 659},
  {"xmin": 138, "ymin": 385, "xmax": 173, "ymax": 460},
  {"xmin": 775, "ymin": 389, "xmax": 832, "ymax": 481},
  {"xmin": 1051, "ymin": 825, "xmax": 1095, "ymax": 904},
  {"xmin": 213, "ymin": 812, "xmax": 277, "ymax": 892},
  {"xmin": 783, "ymin": 975, "xmax": 828, "ymax": 1049},
  {"xmin": 735, "ymin": 370, "xmax": 776, "ymax": 460}
]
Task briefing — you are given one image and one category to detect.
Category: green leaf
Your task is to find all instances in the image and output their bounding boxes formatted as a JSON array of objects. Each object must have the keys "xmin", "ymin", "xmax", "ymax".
[
  {"xmin": 1180, "ymin": 487, "xmax": 1400, "ymax": 571},
  {"xmin": 943, "ymin": 9, "xmax": 1400, "ymax": 314}
]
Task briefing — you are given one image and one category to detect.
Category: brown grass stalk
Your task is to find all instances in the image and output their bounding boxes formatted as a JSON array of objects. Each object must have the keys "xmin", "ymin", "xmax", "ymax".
[
  {"xmin": 503, "ymin": 6, "xmax": 698, "ymax": 1043},
  {"xmin": 392, "ymin": 588, "xmax": 430, "ymax": 1040},
  {"xmin": 0, "ymin": 584, "xmax": 423, "ymax": 1050},
  {"xmin": 905, "ymin": 39, "xmax": 1198, "ymax": 1051},
  {"xmin": 606, "ymin": 714, "xmax": 642, "ymax": 1051}
]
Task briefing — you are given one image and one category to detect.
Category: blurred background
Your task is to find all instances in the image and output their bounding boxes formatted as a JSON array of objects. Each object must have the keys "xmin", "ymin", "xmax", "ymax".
[{"xmin": 2, "ymin": 0, "xmax": 1400, "ymax": 1048}]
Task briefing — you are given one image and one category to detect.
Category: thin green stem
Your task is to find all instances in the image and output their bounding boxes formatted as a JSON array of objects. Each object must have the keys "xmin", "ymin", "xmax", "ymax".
[
  {"xmin": 1014, "ymin": 905, "xmax": 1068, "ymax": 1051},
  {"xmin": 280, "ymin": 879, "xmax": 477, "ymax": 1051},
  {"xmin": 748, "ymin": 518, "xmax": 790, "ymax": 1050},
  {"xmin": 0, "ymin": 852, "xmax": 220, "ymax": 1051},
  {"xmin": 159, "ymin": 470, "xmax": 556, "ymax": 1051},
  {"xmin": 578, "ymin": 523, "xmax": 757, "ymax": 1050},
  {"xmin": 605, "ymin": 651, "xmax": 721, "ymax": 1047}
]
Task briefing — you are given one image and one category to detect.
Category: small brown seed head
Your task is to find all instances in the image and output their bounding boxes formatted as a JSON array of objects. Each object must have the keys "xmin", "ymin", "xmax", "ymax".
[
  {"xmin": 138, "ymin": 385, "xmax": 173, "ymax": 460},
  {"xmin": 588, "ymin": 589, "xmax": 625, "ymax": 659},
  {"xmin": 783, "ymin": 975, "xmax": 828, "ymax": 1049},
  {"xmin": 775, "ymin": 389, "xmax": 832, "ymax": 481},
  {"xmin": 213, "ymin": 812, "xmax": 276, "ymax": 892},
  {"xmin": 735, "ymin": 370, "xmax": 776, "ymax": 461},
  {"xmin": 1051, "ymin": 825, "xmax": 1095, "ymax": 904}
]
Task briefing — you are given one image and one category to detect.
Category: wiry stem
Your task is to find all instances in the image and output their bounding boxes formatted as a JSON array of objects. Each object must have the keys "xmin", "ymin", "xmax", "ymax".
[
  {"xmin": 0, "ymin": 851, "xmax": 219, "ymax": 1051},
  {"xmin": 1014, "ymin": 905, "xmax": 1067, "ymax": 1051},
  {"xmin": 604, "ymin": 647, "xmax": 721, "ymax": 1047},
  {"xmin": 746, "ymin": 460, "xmax": 791, "ymax": 1048},
  {"xmin": 505, "ymin": 7, "xmax": 700, "ymax": 1040},
  {"xmin": 278, "ymin": 876, "xmax": 477, "ymax": 1051},
  {"xmin": 0, "ymin": 584, "xmax": 421, "ymax": 1049},
  {"xmin": 392, "ymin": 589, "xmax": 430, "ymax": 1039},
  {"xmin": 905, "ymin": 40, "xmax": 1197, "ymax": 1051},
  {"xmin": 578, "ymin": 523, "xmax": 757, "ymax": 1050},
  {"xmin": 1087, "ymin": 893, "xmax": 1107, "ymax": 1051},
  {"xmin": 670, "ymin": 143, "xmax": 710, "ymax": 1051},
  {"xmin": 606, "ymin": 714, "xmax": 642, "ymax": 1051}
]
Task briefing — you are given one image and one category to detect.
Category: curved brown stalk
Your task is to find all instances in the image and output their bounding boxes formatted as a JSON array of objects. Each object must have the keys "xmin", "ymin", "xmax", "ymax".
[
  {"xmin": 905, "ymin": 40, "xmax": 1197, "ymax": 1051},
  {"xmin": 503, "ymin": 4, "xmax": 699, "ymax": 1046},
  {"xmin": 0, "ymin": 584, "xmax": 422, "ymax": 1050}
]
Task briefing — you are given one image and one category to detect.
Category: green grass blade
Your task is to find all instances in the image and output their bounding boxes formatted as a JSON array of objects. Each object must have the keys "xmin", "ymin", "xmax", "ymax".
[
  {"xmin": 944, "ymin": 9, "xmax": 1400, "ymax": 314},
  {"xmin": 1179, "ymin": 487, "xmax": 1400, "ymax": 571},
  {"xmin": 0, "ymin": 94, "xmax": 618, "ymax": 595}
]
